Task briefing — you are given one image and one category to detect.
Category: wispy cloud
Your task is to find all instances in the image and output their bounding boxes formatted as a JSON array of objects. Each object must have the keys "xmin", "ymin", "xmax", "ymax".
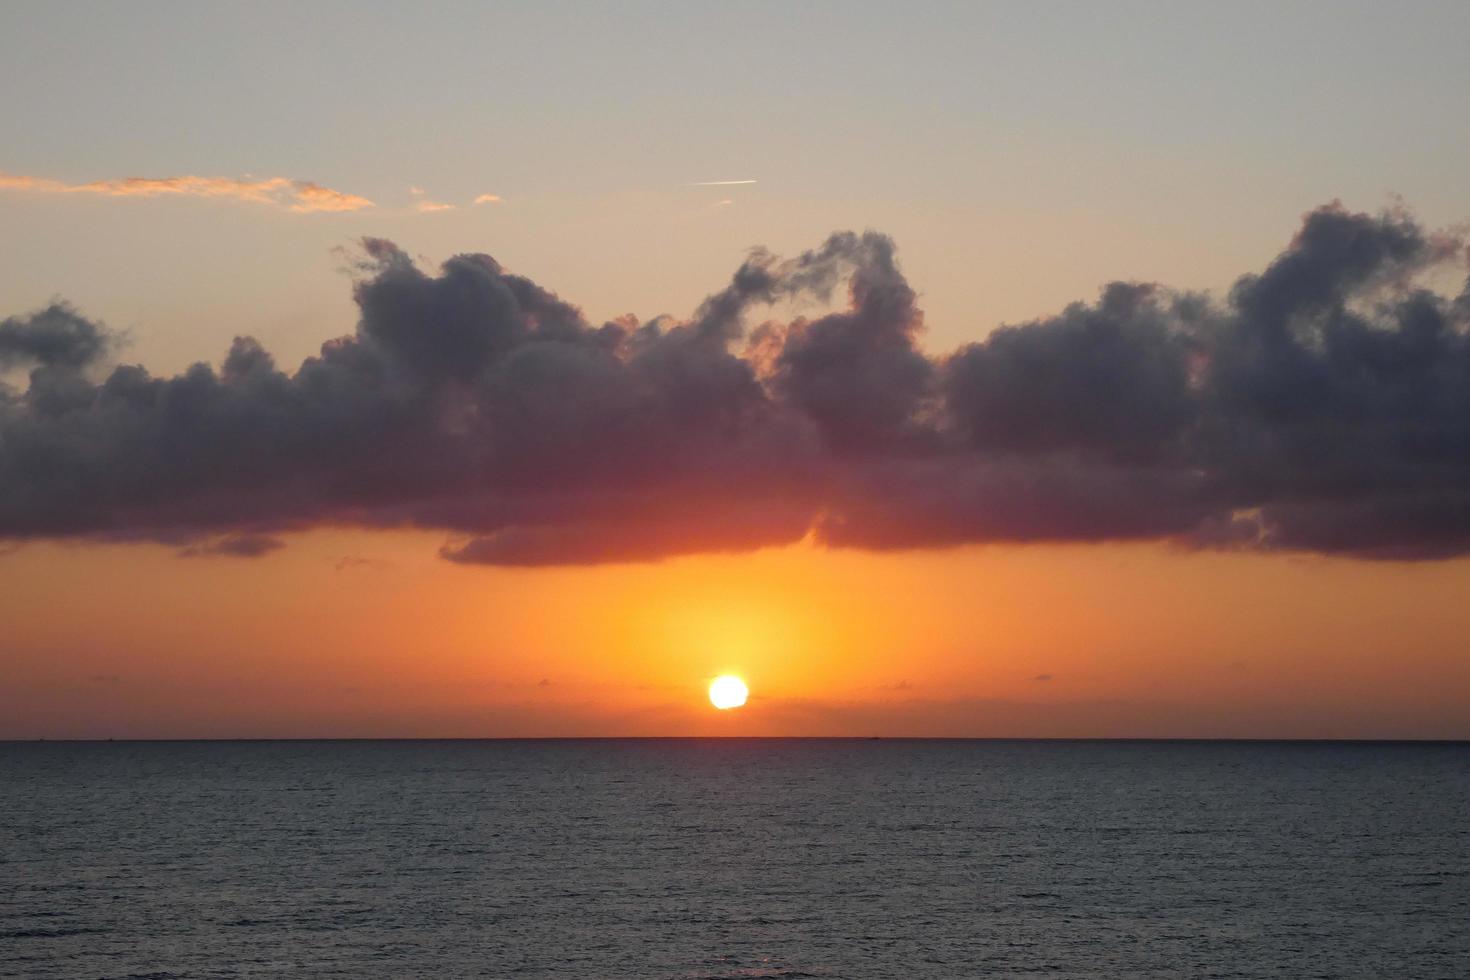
[
  {"xmin": 473, "ymin": 193, "xmax": 502, "ymax": 205},
  {"xmin": 177, "ymin": 533, "xmax": 285, "ymax": 559},
  {"xmin": 415, "ymin": 200, "xmax": 455, "ymax": 213},
  {"xmin": 286, "ymin": 181, "xmax": 374, "ymax": 213},
  {"xmin": 688, "ymin": 179, "xmax": 758, "ymax": 186},
  {"xmin": 0, "ymin": 170, "xmax": 373, "ymax": 213},
  {"xmin": 334, "ymin": 555, "xmax": 393, "ymax": 572}
]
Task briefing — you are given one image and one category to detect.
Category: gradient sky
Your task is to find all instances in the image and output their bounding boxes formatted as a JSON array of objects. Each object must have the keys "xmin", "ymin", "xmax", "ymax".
[{"xmin": 3, "ymin": 1, "xmax": 1470, "ymax": 738}]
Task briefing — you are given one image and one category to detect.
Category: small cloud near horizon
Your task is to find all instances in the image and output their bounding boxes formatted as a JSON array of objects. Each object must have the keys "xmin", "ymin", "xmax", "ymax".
[
  {"xmin": 178, "ymin": 533, "xmax": 286, "ymax": 559},
  {"xmin": 334, "ymin": 555, "xmax": 393, "ymax": 572},
  {"xmin": 473, "ymin": 193, "xmax": 502, "ymax": 205}
]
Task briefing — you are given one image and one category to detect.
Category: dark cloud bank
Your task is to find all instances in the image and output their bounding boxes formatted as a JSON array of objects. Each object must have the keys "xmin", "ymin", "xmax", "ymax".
[{"xmin": 3, "ymin": 202, "xmax": 1469, "ymax": 565}]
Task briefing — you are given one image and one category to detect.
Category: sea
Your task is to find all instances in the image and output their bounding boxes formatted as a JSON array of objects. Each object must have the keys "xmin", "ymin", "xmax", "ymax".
[{"xmin": 3, "ymin": 739, "xmax": 1468, "ymax": 979}]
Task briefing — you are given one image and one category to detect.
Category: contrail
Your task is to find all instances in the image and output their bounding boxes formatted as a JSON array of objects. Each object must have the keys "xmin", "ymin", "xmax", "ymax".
[{"xmin": 688, "ymin": 179, "xmax": 758, "ymax": 186}]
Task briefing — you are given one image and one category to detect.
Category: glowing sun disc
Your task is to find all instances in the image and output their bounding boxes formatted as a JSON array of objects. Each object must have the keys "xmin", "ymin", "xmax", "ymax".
[{"xmin": 708, "ymin": 675, "xmax": 749, "ymax": 710}]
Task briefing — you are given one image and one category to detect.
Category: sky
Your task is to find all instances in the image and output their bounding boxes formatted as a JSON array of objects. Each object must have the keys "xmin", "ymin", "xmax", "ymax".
[{"xmin": 2, "ymin": 1, "xmax": 1469, "ymax": 738}]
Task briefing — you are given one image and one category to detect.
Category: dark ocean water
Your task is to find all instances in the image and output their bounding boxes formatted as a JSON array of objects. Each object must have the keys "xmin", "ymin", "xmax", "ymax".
[{"xmin": 2, "ymin": 740, "xmax": 1468, "ymax": 979}]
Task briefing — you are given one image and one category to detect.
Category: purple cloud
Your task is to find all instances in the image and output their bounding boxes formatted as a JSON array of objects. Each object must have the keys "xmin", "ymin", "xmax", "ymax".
[{"xmin": 1, "ymin": 203, "xmax": 1467, "ymax": 564}]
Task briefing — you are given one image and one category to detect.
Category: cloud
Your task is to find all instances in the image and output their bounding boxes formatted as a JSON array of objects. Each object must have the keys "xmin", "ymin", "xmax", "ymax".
[
  {"xmin": 688, "ymin": 179, "xmax": 758, "ymax": 186},
  {"xmin": 414, "ymin": 200, "xmax": 455, "ymax": 213},
  {"xmin": 177, "ymin": 533, "xmax": 285, "ymax": 559},
  {"xmin": 0, "ymin": 170, "xmax": 372, "ymax": 213},
  {"xmin": 473, "ymin": 193, "xmax": 502, "ymax": 205},
  {"xmin": 1, "ymin": 202, "xmax": 1468, "ymax": 565},
  {"xmin": 0, "ymin": 304, "xmax": 113, "ymax": 370},
  {"xmin": 334, "ymin": 555, "xmax": 392, "ymax": 571}
]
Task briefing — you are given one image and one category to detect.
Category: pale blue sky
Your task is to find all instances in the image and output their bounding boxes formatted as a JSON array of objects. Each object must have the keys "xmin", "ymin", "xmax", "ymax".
[{"xmin": 3, "ymin": 0, "xmax": 1468, "ymax": 371}]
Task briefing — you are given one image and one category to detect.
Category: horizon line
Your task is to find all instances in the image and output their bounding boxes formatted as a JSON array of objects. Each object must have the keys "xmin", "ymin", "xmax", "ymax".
[{"xmin": 5, "ymin": 736, "xmax": 1468, "ymax": 745}]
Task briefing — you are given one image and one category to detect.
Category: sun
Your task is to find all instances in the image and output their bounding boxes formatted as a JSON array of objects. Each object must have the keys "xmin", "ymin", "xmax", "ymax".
[{"xmin": 708, "ymin": 675, "xmax": 749, "ymax": 710}]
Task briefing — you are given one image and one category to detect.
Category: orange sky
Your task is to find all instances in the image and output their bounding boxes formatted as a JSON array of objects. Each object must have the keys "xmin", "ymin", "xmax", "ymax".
[
  {"xmin": 5, "ymin": 530, "xmax": 1468, "ymax": 739},
  {"xmin": 5, "ymin": 6, "xmax": 1470, "ymax": 741}
]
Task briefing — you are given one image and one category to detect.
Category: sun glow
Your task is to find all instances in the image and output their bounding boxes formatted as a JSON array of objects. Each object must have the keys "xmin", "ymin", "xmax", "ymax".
[{"xmin": 708, "ymin": 675, "xmax": 749, "ymax": 710}]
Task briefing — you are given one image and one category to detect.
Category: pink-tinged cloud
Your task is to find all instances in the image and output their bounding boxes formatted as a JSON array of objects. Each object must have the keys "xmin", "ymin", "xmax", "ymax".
[
  {"xmin": 473, "ymin": 193, "xmax": 502, "ymax": 205},
  {"xmin": 415, "ymin": 200, "xmax": 456, "ymax": 213},
  {"xmin": 0, "ymin": 170, "xmax": 373, "ymax": 213}
]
